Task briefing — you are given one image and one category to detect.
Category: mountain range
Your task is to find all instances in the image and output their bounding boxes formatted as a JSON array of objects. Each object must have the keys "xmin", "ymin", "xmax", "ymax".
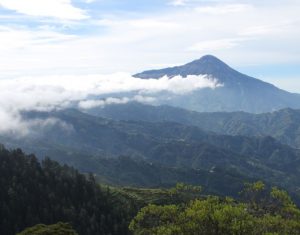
[
  {"xmin": 90, "ymin": 102, "xmax": 300, "ymax": 149},
  {"xmin": 1, "ymin": 55, "xmax": 300, "ymax": 204},
  {"xmin": 1, "ymin": 108, "xmax": 300, "ymax": 202}
]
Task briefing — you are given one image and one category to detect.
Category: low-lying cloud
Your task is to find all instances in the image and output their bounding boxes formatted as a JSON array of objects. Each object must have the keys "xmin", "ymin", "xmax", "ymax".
[
  {"xmin": 0, "ymin": 73, "xmax": 220, "ymax": 135},
  {"xmin": 78, "ymin": 96, "xmax": 157, "ymax": 109}
]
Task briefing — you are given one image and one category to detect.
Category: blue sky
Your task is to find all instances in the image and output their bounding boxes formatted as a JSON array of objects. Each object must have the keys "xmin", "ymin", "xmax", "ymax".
[{"xmin": 0, "ymin": 0, "xmax": 299, "ymax": 92}]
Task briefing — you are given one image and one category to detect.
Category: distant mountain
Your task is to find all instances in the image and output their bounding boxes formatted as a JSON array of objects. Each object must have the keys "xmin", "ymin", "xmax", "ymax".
[
  {"xmin": 133, "ymin": 55, "xmax": 300, "ymax": 113},
  {"xmin": 1, "ymin": 109, "xmax": 300, "ymax": 199},
  {"xmin": 88, "ymin": 103, "xmax": 300, "ymax": 149}
]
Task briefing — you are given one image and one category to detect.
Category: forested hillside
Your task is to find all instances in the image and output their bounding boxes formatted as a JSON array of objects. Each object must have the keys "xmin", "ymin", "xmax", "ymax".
[
  {"xmin": 1, "ymin": 145, "xmax": 300, "ymax": 235},
  {"xmin": 92, "ymin": 103, "xmax": 300, "ymax": 148},
  {"xmin": 0, "ymin": 145, "xmax": 132, "ymax": 235},
  {"xmin": 2, "ymin": 109, "xmax": 300, "ymax": 203}
]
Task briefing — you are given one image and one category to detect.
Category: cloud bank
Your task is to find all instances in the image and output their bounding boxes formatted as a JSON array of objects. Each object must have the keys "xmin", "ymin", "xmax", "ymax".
[
  {"xmin": 78, "ymin": 96, "xmax": 157, "ymax": 109},
  {"xmin": 0, "ymin": 0, "xmax": 88, "ymax": 20},
  {"xmin": 0, "ymin": 73, "xmax": 220, "ymax": 135}
]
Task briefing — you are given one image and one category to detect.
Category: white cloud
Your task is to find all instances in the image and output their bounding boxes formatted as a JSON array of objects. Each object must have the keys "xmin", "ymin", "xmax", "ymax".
[
  {"xmin": 0, "ymin": 26, "xmax": 77, "ymax": 50},
  {"xmin": 195, "ymin": 4, "xmax": 253, "ymax": 14},
  {"xmin": 78, "ymin": 96, "xmax": 156, "ymax": 109},
  {"xmin": 188, "ymin": 39, "xmax": 241, "ymax": 52},
  {"xmin": 0, "ymin": 73, "xmax": 220, "ymax": 134},
  {"xmin": 95, "ymin": 18, "xmax": 180, "ymax": 30},
  {"xmin": 169, "ymin": 0, "xmax": 187, "ymax": 6},
  {"xmin": 239, "ymin": 23, "xmax": 292, "ymax": 36},
  {"xmin": 0, "ymin": 109, "xmax": 72, "ymax": 137},
  {"xmin": 0, "ymin": 0, "xmax": 88, "ymax": 20}
]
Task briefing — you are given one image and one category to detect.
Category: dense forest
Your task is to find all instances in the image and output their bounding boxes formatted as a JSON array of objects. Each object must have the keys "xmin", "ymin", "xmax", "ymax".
[
  {"xmin": 1, "ymin": 145, "xmax": 300, "ymax": 235},
  {"xmin": 0, "ymin": 145, "xmax": 133, "ymax": 235}
]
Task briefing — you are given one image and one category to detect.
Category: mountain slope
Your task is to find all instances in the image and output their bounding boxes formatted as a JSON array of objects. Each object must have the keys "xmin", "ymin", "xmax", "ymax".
[
  {"xmin": 133, "ymin": 55, "xmax": 300, "ymax": 113},
  {"xmin": 79, "ymin": 155, "xmax": 253, "ymax": 197},
  {"xmin": 90, "ymin": 103, "xmax": 300, "ymax": 149},
  {"xmin": 1, "ymin": 109, "xmax": 300, "ymax": 198}
]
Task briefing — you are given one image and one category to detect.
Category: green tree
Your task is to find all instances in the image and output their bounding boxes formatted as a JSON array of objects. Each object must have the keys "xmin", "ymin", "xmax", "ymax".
[
  {"xmin": 129, "ymin": 204, "xmax": 181, "ymax": 235},
  {"xmin": 130, "ymin": 184, "xmax": 300, "ymax": 235},
  {"xmin": 0, "ymin": 146, "xmax": 133, "ymax": 235},
  {"xmin": 16, "ymin": 222, "xmax": 78, "ymax": 235}
]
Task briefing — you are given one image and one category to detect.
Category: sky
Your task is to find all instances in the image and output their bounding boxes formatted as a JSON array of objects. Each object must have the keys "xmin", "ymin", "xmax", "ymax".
[
  {"xmin": 0, "ymin": 0, "xmax": 299, "ymax": 92},
  {"xmin": 0, "ymin": 0, "xmax": 299, "ymax": 135}
]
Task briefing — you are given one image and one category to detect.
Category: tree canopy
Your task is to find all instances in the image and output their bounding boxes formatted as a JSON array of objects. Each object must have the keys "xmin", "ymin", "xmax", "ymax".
[
  {"xmin": 16, "ymin": 222, "xmax": 78, "ymax": 235},
  {"xmin": 0, "ymin": 147, "xmax": 132, "ymax": 235},
  {"xmin": 129, "ymin": 182, "xmax": 300, "ymax": 235}
]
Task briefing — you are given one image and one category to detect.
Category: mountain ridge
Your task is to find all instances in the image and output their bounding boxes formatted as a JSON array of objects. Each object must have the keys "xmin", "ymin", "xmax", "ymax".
[
  {"xmin": 90, "ymin": 102, "xmax": 300, "ymax": 149},
  {"xmin": 1, "ymin": 108, "xmax": 300, "ymax": 199},
  {"xmin": 134, "ymin": 55, "xmax": 276, "ymax": 87},
  {"xmin": 133, "ymin": 55, "xmax": 300, "ymax": 113}
]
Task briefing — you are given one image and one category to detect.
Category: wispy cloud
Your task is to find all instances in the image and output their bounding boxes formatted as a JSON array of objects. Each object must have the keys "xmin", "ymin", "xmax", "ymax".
[
  {"xmin": 83, "ymin": 0, "xmax": 96, "ymax": 3},
  {"xmin": 195, "ymin": 4, "xmax": 253, "ymax": 14},
  {"xmin": 78, "ymin": 96, "xmax": 156, "ymax": 109},
  {"xmin": 0, "ymin": 0, "xmax": 88, "ymax": 20},
  {"xmin": 96, "ymin": 18, "xmax": 179, "ymax": 30},
  {"xmin": 239, "ymin": 22, "xmax": 293, "ymax": 36},
  {"xmin": 0, "ymin": 26, "xmax": 77, "ymax": 50},
  {"xmin": 169, "ymin": 0, "xmax": 188, "ymax": 6},
  {"xmin": 188, "ymin": 38, "xmax": 243, "ymax": 52}
]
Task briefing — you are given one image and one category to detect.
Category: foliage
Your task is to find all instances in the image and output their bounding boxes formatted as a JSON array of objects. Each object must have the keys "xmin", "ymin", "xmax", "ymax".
[
  {"xmin": 114, "ymin": 183, "xmax": 203, "ymax": 213},
  {"xmin": 0, "ymin": 147, "xmax": 132, "ymax": 235},
  {"xmin": 129, "ymin": 182, "xmax": 300, "ymax": 235},
  {"xmin": 16, "ymin": 222, "xmax": 78, "ymax": 235},
  {"xmin": 168, "ymin": 183, "xmax": 202, "ymax": 204}
]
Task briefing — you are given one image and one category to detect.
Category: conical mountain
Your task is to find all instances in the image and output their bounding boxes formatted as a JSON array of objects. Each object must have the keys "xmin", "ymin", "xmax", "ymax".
[
  {"xmin": 134, "ymin": 55, "xmax": 237, "ymax": 79},
  {"xmin": 133, "ymin": 55, "xmax": 300, "ymax": 113}
]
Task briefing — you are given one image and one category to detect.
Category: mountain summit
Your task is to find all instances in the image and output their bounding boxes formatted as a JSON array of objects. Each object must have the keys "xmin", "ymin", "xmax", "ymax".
[
  {"xmin": 133, "ymin": 55, "xmax": 300, "ymax": 113},
  {"xmin": 134, "ymin": 55, "xmax": 269, "ymax": 85},
  {"xmin": 134, "ymin": 55, "xmax": 235, "ymax": 79}
]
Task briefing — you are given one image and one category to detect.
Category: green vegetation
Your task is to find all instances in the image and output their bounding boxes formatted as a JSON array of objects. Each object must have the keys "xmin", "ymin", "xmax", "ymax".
[
  {"xmin": 1, "ymin": 145, "xmax": 300, "ymax": 235},
  {"xmin": 17, "ymin": 222, "xmax": 78, "ymax": 235},
  {"xmin": 0, "ymin": 147, "xmax": 132, "ymax": 235},
  {"xmin": 0, "ymin": 146, "xmax": 205, "ymax": 235},
  {"xmin": 129, "ymin": 182, "xmax": 300, "ymax": 235},
  {"xmin": 113, "ymin": 183, "xmax": 203, "ymax": 211},
  {"xmin": 3, "ymin": 108, "xmax": 300, "ymax": 203}
]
